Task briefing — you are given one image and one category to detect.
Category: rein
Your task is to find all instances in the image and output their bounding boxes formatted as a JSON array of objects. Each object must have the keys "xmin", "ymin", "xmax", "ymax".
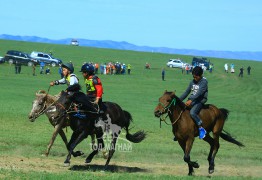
[{"xmin": 159, "ymin": 98, "xmax": 185, "ymax": 127}]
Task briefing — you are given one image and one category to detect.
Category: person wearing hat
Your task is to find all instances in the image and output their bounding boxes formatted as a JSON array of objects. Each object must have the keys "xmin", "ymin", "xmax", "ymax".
[
  {"xmin": 50, "ymin": 63, "xmax": 79, "ymax": 88},
  {"xmin": 80, "ymin": 63, "xmax": 106, "ymax": 118}
]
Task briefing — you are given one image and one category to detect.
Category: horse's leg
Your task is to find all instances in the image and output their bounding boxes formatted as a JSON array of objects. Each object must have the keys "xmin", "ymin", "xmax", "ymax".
[
  {"xmin": 104, "ymin": 137, "xmax": 117, "ymax": 170},
  {"xmin": 202, "ymin": 134, "xmax": 215, "ymax": 173},
  {"xmin": 179, "ymin": 138, "xmax": 198, "ymax": 176},
  {"xmin": 85, "ymin": 128, "xmax": 105, "ymax": 163},
  {"xmin": 45, "ymin": 118, "xmax": 65, "ymax": 156},
  {"xmin": 64, "ymin": 130, "xmax": 88, "ymax": 166},
  {"xmin": 104, "ymin": 131, "xmax": 121, "ymax": 170}
]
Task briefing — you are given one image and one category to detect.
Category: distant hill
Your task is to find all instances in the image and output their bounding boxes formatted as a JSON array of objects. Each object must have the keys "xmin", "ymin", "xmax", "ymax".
[{"xmin": 1, "ymin": 34, "xmax": 261, "ymax": 61}]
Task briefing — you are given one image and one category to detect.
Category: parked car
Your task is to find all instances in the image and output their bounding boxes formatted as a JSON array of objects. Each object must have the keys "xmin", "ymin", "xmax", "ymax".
[
  {"xmin": 0, "ymin": 56, "xmax": 4, "ymax": 64},
  {"xmin": 30, "ymin": 51, "xmax": 62, "ymax": 67},
  {"xmin": 166, "ymin": 59, "xmax": 186, "ymax": 68},
  {"xmin": 70, "ymin": 39, "xmax": 79, "ymax": 46},
  {"xmin": 3, "ymin": 50, "xmax": 36, "ymax": 66},
  {"xmin": 192, "ymin": 57, "xmax": 210, "ymax": 70}
]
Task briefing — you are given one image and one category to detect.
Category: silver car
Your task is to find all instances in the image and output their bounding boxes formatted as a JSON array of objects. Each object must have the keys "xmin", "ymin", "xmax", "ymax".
[
  {"xmin": 30, "ymin": 51, "xmax": 62, "ymax": 67},
  {"xmin": 166, "ymin": 59, "xmax": 185, "ymax": 68}
]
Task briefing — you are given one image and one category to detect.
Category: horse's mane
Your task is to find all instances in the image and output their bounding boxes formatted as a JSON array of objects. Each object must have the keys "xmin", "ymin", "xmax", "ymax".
[
  {"xmin": 165, "ymin": 91, "xmax": 186, "ymax": 109},
  {"xmin": 36, "ymin": 90, "xmax": 59, "ymax": 103},
  {"xmin": 71, "ymin": 91, "xmax": 97, "ymax": 112}
]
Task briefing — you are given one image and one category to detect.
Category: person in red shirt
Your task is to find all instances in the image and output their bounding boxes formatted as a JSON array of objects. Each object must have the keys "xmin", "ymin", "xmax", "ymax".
[{"xmin": 80, "ymin": 63, "xmax": 105, "ymax": 116}]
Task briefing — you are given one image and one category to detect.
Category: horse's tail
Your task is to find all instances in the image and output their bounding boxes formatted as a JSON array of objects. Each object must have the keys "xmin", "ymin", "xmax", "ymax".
[
  {"xmin": 219, "ymin": 108, "xmax": 229, "ymax": 121},
  {"xmin": 219, "ymin": 108, "xmax": 245, "ymax": 147},
  {"xmin": 220, "ymin": 130, "xmax": 245, "ymax": 147},
  {"xmin": 123, "ymin": 110, "xmax": 146, "ymax": 143}
]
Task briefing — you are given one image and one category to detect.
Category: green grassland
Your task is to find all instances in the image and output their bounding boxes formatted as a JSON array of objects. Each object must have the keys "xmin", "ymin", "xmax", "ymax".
[{"xmin": 0, "ymin": 39, "xmax": 262, "ymax": 179}]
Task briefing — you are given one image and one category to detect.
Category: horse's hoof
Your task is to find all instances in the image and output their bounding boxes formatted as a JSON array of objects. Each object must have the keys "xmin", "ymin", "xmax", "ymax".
[
  {"xmin": 188, "ymin": 172, "xmax": 194, "ymax": 176},
  {"xmin": 85, "ymin": 159, "xmax": 92, "ymax": 164},
  {"xmin": 64, "ymin": 160, "xmax": 70, "ymax": 167},
  {"xmin": 209, "ymin": 166, "xmax": 214, "ymax": 174},
  {"xmin": 64, "ymin": 162, "xmax": 70, "ymax": 167}
]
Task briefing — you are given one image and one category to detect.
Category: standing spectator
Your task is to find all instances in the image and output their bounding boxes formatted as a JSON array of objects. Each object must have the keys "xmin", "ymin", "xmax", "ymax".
[
  {"xmin": 15, "ymin": 60, "xmax": 19, "ymax": 74},
  {"xmin": 100, "ymin": 63, "xmax": 104, "ymax": 74},
  {"xmin": 94, "ymin": 63, "xmax": 99, "ymax": 74},
  {"xmin": 247, "ymin": 66, "xmax": 251, "ymax": 75},
  {"xmin": 162, "ymin": 68, "xmax": 165, "ymax": 81},
  {"xmin": 58, "ymin": 65, "xmax": 63, "ymax": 78},
  {"xmin": 17, "ymin": 61, "xmax": 21, "ymax": 74},
  {"xmin": 103, "ymin": 63, "xmax": 107, "ymax": 75},
  {"xmin": 32, "ymin": 63, "xmax": 36, "ymax": 76},
  {"xmin": 224, "ymin": 63, "xmax": 228, "ymax": 73},
  {"xmin": 230, "ymin": 63, "xmax": 235, "ymax": 73},
  {"xmin": 181, "ymin": 64, "xmax": 185, "ymax": 74},
  {"xmin": 239, "ymin": 67, "xmax": 244, "ymax": 77},
  {"xmin": 40, "ymin": 61, "xmax": 45, "ymax": 74},
  {"xmin": 209, "ymin": 64, "xmax": 213, "ymax": 73},
  {"xmin": 121, "ymin": 64, "xmax": 126, "ymax": 74},
  {"xmin": 185, "ymin": 64, "xmax": 190, "ymax": 74},
  {"xmin": 127, "ymin": 64, "xmax": 131, "ymax": 75},
  {"xmin": 15, "ymin": 60, "xmax": 22, "ymax": 74}
]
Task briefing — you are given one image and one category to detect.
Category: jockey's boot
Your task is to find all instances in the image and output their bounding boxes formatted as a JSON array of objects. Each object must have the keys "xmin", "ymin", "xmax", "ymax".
[{"xmin": 199, "ymin": 126, "xmax": 207, "ymax": 139}]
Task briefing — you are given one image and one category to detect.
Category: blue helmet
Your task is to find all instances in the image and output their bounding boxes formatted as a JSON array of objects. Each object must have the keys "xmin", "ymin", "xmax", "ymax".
[
  {"xmin": 62, "ymin": 63, "xmax": 74, "ymax": 73},
  {"xmin": 80, "ymin": 63, "xmax": 94, "ymax": 74}
]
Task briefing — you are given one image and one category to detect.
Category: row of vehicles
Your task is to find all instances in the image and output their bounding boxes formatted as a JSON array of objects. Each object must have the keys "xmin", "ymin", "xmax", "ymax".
[
  {"xmin": 1, "ymin": 50, "xmax": 63, "ymax": 66},
  {"xmin": 166, "ymin": 57, "xmax": 211, "ymax": 70}
]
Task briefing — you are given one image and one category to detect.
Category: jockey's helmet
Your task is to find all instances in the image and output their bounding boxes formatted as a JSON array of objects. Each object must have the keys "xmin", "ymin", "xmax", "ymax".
[
  {"xmin": 80, "ymin": 63, "xmax": 94, "ymax": 74},
  {"xmin": 62, "ymin": 63, "xmax": 74, "ymax": 73}
]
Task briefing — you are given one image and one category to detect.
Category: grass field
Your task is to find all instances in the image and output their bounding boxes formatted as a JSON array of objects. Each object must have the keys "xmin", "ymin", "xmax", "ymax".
[{"xmin": 0, "ymin": 39, "xmax": 262, "ymax": 179}]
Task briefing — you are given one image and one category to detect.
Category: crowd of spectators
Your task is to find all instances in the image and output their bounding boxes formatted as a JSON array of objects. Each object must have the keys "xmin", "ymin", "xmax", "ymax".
[{"xmin": 83, "ymin": 62, "xmax": 131, "ymax": 75}]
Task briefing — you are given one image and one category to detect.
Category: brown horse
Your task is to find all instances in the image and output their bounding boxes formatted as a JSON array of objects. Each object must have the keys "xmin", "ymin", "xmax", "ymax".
[{"xmin": 154, "ymin": 91, "xmax": 244, "ymax": 175}]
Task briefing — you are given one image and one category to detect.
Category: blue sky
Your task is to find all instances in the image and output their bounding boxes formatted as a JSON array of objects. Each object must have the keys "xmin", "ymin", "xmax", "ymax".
[{"xmin": 0, "ymin": 0, "xmax": 261, "ymax": 52}]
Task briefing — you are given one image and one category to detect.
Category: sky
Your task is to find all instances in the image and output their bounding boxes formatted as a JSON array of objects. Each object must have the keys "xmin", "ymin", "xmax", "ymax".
[{"xmin": 0, "ymin": 0, "xmax": 261, "ymax": 52}]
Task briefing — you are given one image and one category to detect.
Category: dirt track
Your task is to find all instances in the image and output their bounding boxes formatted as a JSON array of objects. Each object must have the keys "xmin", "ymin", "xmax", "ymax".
[{"xmin": 0, "ymin": 155, "xmax": 261, "ymax": 177}]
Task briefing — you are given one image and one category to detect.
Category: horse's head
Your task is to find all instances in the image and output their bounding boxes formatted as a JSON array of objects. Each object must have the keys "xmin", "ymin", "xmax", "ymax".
[
  {"xmin": 154, "ymin": 90, "xmax": 176, "ymax": 118},
  {"xmin": 28, "ymin": 90, "xmax": 48, "ymax": 122}
]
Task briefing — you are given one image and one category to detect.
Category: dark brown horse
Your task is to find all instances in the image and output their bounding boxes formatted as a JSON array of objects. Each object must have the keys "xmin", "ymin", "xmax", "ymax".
[{"xmin": 154, "ymin": 91, "xmax": 244, "ymax": 175}]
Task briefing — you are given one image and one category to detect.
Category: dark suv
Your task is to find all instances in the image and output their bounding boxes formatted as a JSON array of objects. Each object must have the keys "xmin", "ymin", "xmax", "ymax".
[
  {"xmin": 192, "ymin": 57, "xmax": 210, "ymax": 70},
  {"xmin": 4, "ymin": 50, "xmax": 36, "ymax": 66}
]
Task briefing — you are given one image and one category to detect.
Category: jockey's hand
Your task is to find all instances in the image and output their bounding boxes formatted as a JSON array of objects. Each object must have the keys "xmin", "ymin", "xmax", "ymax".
[
  {"xmin": 94, "ymin": 97, "xmax": 100, "ymax": 105},
  {"xmin": 50, "ymin": 81, "xmax": 55, "ymax": 86},
  {"xmin": 185, "ymin": 100, "xmax": 192, "ymax": 107}
]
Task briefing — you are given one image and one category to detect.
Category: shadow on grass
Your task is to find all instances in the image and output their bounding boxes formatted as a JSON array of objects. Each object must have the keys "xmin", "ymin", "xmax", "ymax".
[{"xmin": 69, "ymin": 164, "xmax": 149, "ymax": 173}]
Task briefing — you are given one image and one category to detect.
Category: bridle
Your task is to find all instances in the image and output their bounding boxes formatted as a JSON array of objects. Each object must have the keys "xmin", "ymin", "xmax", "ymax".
[{"xmin": 158, "ymin": 97, "xmax": 185, "ymax": 127}]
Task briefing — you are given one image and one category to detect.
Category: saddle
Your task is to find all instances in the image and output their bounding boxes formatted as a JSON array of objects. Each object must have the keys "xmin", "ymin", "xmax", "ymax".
[{"xmin": 185, "ymin": 104, "xmax": 210, "ymax": 111}]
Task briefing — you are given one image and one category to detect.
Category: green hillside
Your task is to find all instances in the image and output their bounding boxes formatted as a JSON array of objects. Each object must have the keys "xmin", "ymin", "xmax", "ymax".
[{"xmin": 0, "ymin": 39, "xmax": 261, "ymax": 179}]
